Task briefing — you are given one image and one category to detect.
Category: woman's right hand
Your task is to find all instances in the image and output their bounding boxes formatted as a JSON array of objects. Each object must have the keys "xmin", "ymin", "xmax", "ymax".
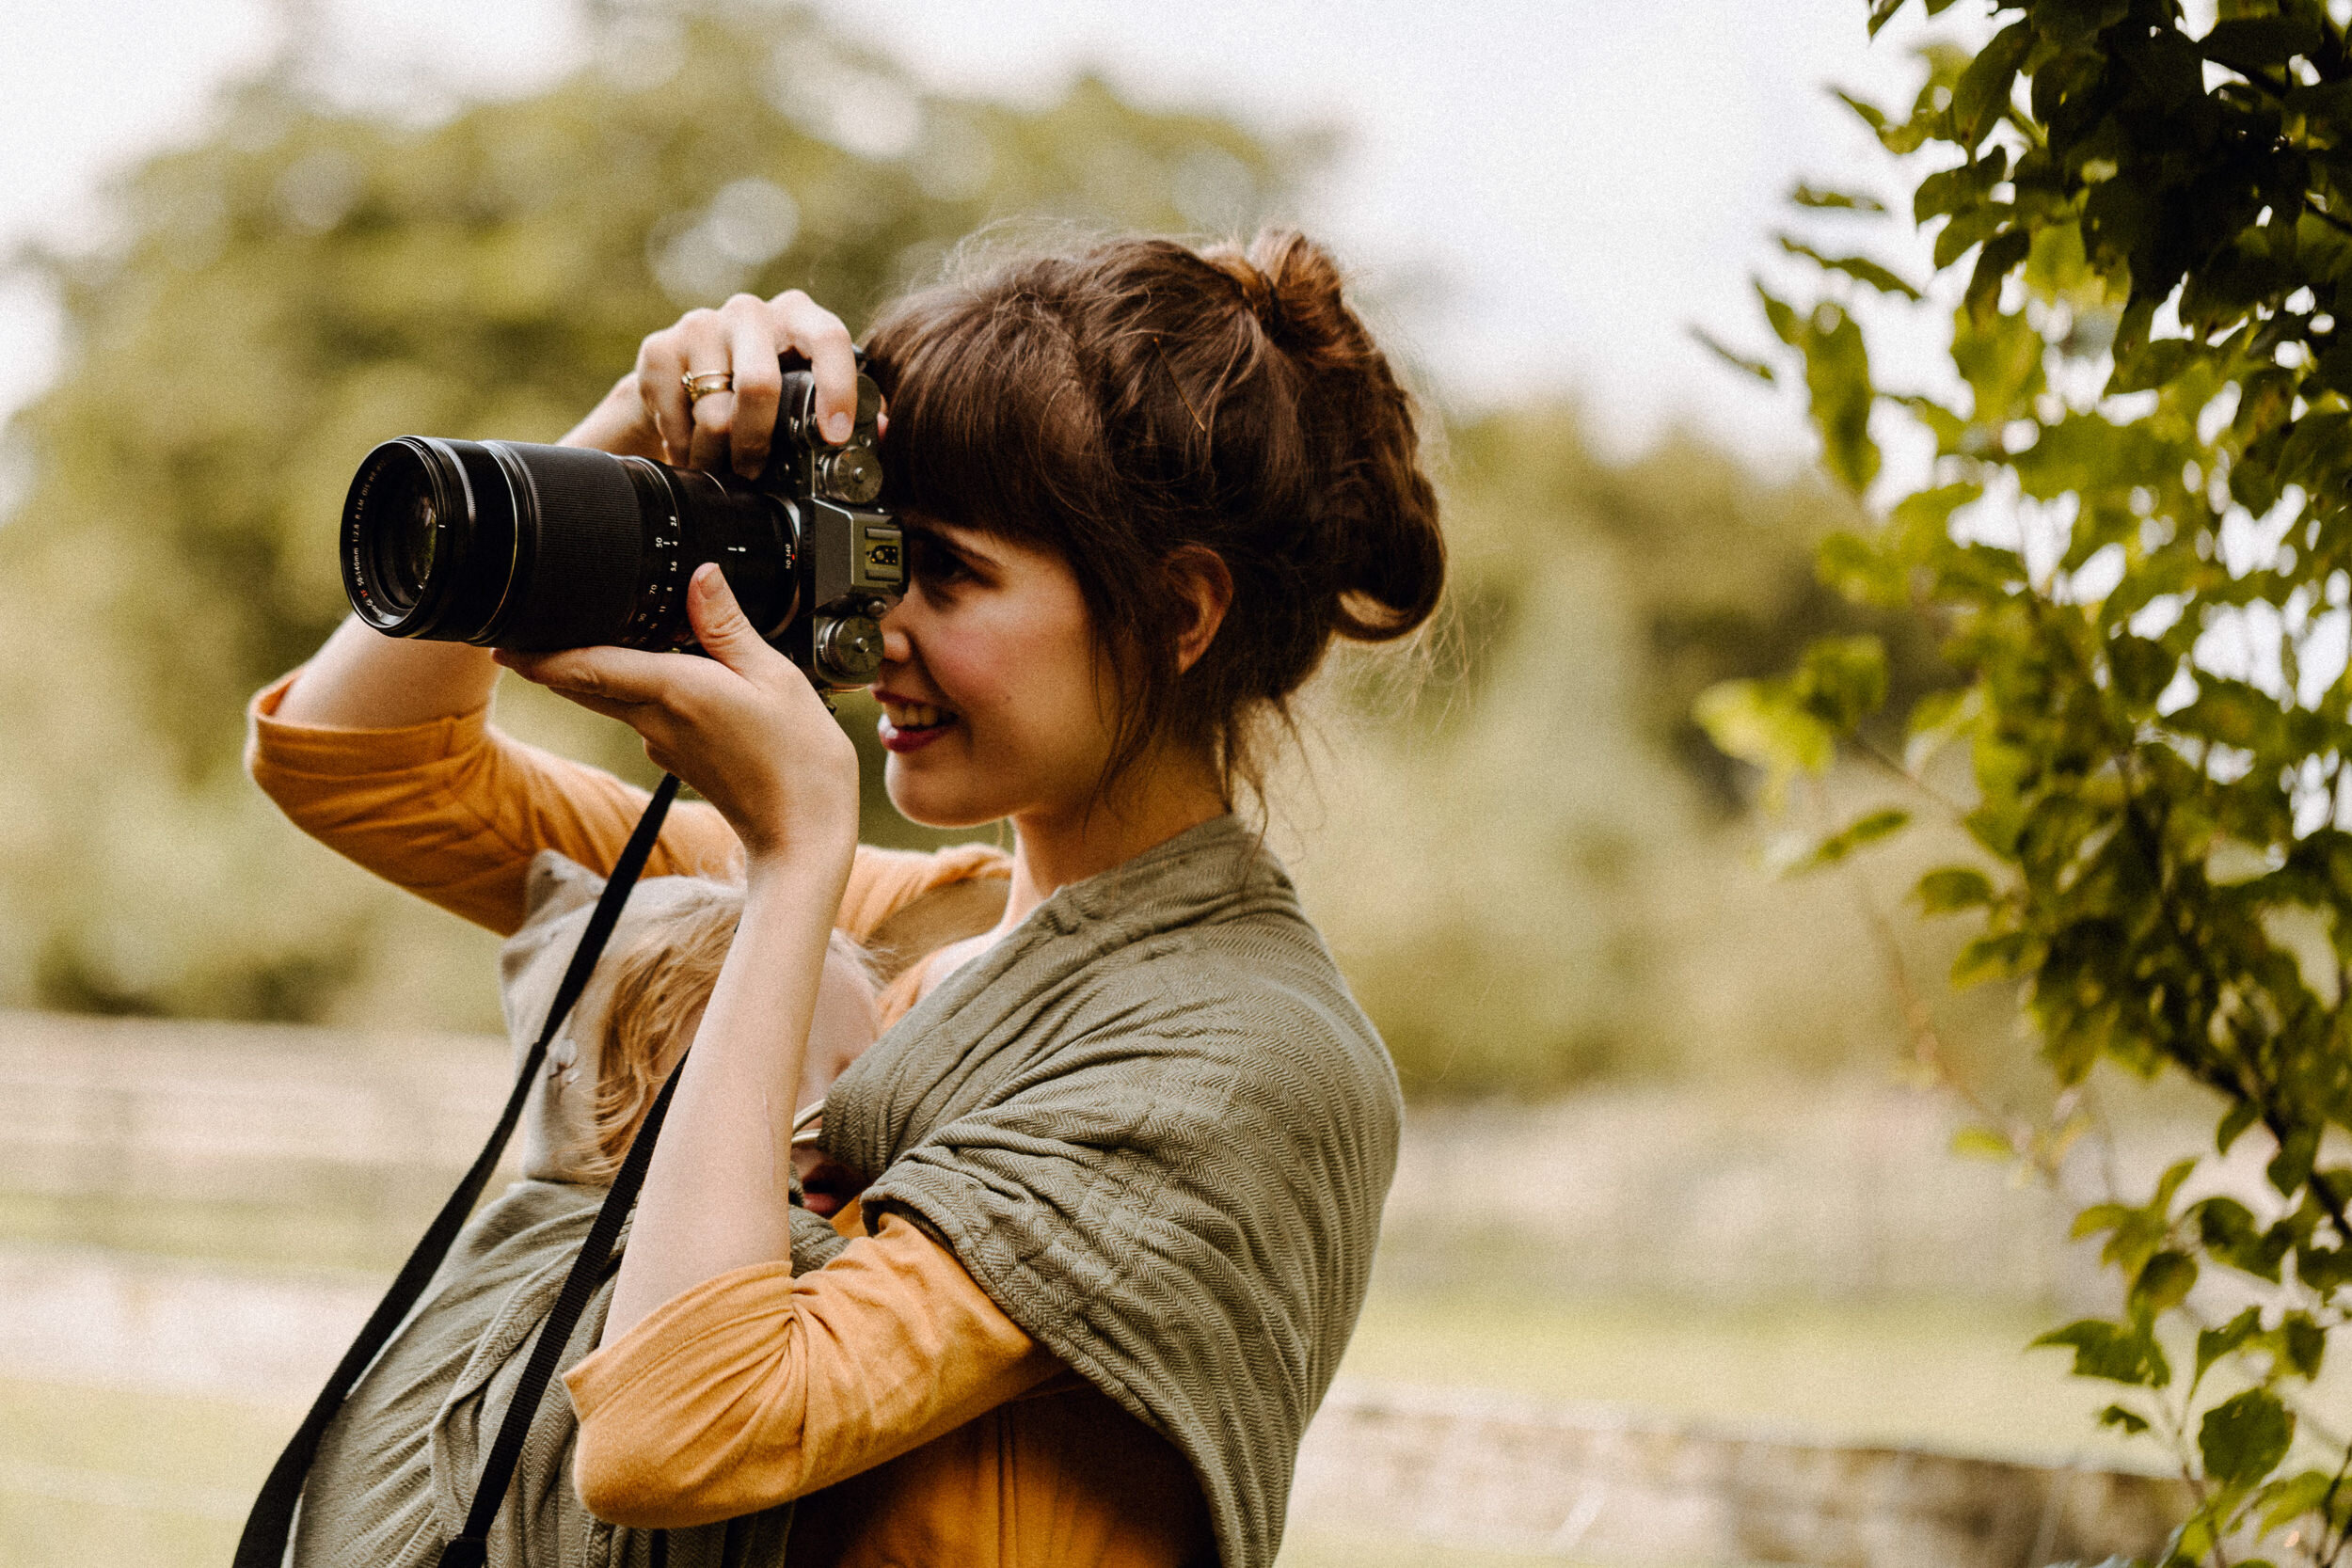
[{"xmin": 560, "ymin": 290, "xmax": 863, "ymax": 479}]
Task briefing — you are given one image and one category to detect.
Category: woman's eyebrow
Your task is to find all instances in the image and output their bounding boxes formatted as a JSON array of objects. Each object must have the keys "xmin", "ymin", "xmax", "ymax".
[{"xmin": 906, "ymin": 521, "xmax": 999, "ymax": 570}]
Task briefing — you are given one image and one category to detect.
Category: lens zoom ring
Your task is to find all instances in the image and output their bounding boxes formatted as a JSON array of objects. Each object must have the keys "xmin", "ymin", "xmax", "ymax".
[{"xmin": 496, "ymin": 443, "xmax": 646, "ymax": 651}]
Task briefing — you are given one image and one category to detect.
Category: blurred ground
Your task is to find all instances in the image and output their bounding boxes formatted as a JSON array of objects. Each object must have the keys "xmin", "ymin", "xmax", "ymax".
[
  {"xmin": 0, "ymin": 1008, "xmax": 2219, "ymax": 1567},
  {"xmin": 0, "ymin": 1295, "xmax": 2130, "ymax": 1568}
]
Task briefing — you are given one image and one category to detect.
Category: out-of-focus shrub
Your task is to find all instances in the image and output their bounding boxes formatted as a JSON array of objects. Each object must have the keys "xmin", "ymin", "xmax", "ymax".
[{"xmin": 1291, "ymin": 408, "xmax": 2002, "ymax": 1099}]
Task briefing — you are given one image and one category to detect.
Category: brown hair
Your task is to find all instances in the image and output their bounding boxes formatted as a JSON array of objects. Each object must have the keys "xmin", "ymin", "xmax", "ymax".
[{"xmin": 865, "ymin": 228, "xmax": 1446, "ymax": 803}]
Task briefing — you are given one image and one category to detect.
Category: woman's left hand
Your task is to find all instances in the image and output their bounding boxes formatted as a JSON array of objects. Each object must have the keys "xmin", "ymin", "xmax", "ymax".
[{"xmin": 496, "ymin": 564, "xmax": 860, "ymax": 870}]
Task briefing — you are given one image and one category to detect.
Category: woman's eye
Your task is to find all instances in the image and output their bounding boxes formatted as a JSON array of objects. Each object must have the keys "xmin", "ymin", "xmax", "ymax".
[{"xmin": 909, "ymin": 534, "xmax": 974, "ymax": 589}]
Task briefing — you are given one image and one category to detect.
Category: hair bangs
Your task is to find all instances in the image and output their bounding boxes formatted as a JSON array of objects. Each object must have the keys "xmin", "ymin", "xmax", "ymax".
[{"xmin": 866, "ymin": 287, "xmax": 1105, "ymax": 551}]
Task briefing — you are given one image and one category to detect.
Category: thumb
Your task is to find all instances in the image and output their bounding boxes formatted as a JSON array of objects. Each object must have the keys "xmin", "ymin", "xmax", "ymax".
[{"xmin": 687, "ymin": 563, "xmax": 779, "ymax": 674}]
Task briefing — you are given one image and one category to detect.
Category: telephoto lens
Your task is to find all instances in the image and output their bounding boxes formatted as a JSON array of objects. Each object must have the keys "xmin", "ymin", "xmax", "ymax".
[{"xmin": 340, "ymin": 365, "xmax": 903, "ymax": 689}]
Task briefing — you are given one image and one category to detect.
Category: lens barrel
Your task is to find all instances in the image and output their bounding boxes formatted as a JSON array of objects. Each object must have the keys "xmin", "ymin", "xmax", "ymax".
[{"xmin": 342, "ymin": 438, "xmax": 799, "ymax": 654}]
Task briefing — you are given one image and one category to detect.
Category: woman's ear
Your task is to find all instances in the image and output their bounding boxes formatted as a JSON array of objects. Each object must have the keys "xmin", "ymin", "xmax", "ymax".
[{"xmin": 1166, "ymin": 546, "xmax": 1234, "ymax": 675}]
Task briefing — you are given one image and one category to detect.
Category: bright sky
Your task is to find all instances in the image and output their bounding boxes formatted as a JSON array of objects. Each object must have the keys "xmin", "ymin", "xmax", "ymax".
[{"xmin": 0, "ymin": 0, "xmax": 1964, "ymax": 465}]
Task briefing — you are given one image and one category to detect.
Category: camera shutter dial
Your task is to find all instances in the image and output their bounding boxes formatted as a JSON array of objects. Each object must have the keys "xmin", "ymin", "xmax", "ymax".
[
  {"xmin": 816, "ymin": 445, "xmax": 883, "ymax": 505},
  {"xmin": 813, "ymin": 611, "xmax": 885, "ymax": 686}
]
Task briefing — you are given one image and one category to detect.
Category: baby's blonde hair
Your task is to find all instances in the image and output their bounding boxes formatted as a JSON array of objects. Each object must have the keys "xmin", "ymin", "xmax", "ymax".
[
  {"xmin": 578, "ymin": 890, "xmax": 729, "ymax": 1180},
  {"xmin": 573, "ymin": 874, "xmax": 1005, "ymax": 1182}
]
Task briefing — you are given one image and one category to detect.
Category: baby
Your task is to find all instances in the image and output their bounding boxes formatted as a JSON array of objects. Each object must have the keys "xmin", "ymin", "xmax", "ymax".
[
  {"xmin": 290, "ymin": 852, "xmax": 939, "ymax": 1566},
  {"xmin": 501, "ymin": 849, "xmax": 997, "ymax": 1216}
]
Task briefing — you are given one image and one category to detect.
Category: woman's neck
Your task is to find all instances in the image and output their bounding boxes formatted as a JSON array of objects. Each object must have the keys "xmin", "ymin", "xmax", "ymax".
[{"xmin": 998, "ymin": 750, "xmax": 1228, "ymax": 929}]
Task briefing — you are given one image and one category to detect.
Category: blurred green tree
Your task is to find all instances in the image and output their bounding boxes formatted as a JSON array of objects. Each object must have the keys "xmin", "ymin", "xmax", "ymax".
[
  {"xmin": 0, "ymin": 0, "xmax": 1293, "ymax": 1020},
  {"xmin": 0, "ymin": 0, "xmax": 1981, "ymax": 1113}
]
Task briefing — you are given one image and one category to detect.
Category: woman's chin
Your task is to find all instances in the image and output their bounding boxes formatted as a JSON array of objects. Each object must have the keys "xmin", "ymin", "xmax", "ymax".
[{"xmin": 882, "ymin": 764, "xmax": 1008, "ymax": 832}]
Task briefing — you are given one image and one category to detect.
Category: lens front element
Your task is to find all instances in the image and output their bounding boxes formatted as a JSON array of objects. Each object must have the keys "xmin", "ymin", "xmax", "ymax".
[{"xmin": 371, "ymin": 471, "xmax": 438, "ymax": 613}]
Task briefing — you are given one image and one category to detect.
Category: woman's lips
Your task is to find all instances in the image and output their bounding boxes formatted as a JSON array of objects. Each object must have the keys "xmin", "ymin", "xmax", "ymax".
[{"xmin": 877, "ymin": 697, "xmax": 957, "ymax": 753}]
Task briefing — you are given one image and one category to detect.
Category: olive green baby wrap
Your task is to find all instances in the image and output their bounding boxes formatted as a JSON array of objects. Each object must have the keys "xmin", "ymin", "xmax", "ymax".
[
  {"xmin": 287, "ymin": 855, "xmax": 848, "ymax": 1568},
  {"xmin": 293, "ymin": 814, "xmax": 1398, "ymax": 1568},
  {"xmin": 822, "ymin": 815, "xmax": 1403, "ymax": 1568}
]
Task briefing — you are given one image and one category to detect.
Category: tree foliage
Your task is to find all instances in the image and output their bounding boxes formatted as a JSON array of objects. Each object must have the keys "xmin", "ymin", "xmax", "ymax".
[
  {"xmin": 1712, "ymin": 2, "xmax": 2352, "ymax": 1559},
  {"xmin": 0, "ymin": 0, "xmax": 1291, "ymax": 1020},
  {"xmin": 0, "ymin": 0, "xmax": 1963, "ymax": 1099}
]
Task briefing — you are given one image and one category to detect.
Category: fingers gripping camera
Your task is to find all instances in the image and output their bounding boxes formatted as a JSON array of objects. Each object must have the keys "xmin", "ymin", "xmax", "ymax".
[{"xmin": 340, "ymin": 360, "xmax": 903, "ymax": 690}]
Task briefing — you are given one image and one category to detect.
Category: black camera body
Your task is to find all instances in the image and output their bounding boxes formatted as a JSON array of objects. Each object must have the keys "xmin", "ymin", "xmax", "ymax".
[{"xmin": 341, "ymin": 359, "xmax": 903, "ymax": 689}]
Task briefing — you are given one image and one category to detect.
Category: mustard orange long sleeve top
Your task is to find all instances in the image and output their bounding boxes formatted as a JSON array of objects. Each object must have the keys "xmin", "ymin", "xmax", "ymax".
[{"xmin": 245, "ymin": 672, "xmax": 1215, "ymax": 1568}]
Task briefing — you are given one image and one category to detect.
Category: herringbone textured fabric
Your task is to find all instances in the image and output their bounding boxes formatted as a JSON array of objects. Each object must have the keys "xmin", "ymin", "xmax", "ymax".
[
  {"xmin": 826, "ymin": 815, "xmax": 1403, "ymax": 1568},
  {"xmin": 287, "ymin": 1178, "xmax": 833, "ymax": 1566}
]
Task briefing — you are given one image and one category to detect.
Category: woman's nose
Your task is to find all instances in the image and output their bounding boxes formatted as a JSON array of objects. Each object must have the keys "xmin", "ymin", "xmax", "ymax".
[{"xmin": 877, "ymin": 599, "xmax": 914, "ymax": 666}]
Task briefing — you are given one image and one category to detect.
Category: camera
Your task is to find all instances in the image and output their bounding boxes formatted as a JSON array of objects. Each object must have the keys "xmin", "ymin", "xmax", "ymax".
[{"xmin": 339, "ymin": 358, "xmax": 903, "ymax": 689}]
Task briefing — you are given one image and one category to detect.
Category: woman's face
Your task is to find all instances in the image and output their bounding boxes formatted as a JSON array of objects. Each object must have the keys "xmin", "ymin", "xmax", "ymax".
[{"xmin": 868, "ymin": 519, "xmax": 1118, "ymax": 831}]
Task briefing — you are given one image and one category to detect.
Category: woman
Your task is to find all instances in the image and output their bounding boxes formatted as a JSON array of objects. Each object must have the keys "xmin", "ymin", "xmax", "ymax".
[{"xmin": 249, "ymin": 228, "xmax": 1444, "ymax": 1568}]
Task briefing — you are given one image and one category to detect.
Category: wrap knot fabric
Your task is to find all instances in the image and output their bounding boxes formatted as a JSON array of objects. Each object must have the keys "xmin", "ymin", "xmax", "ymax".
[{"xmin": 820, "ymin": 815, "xmax": 1402, "ymax": 1568}]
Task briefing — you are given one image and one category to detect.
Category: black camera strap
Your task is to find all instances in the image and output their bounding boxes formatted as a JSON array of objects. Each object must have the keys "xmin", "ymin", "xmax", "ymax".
[{"xmin": 234, "ymin": 772, "xmax": 682, "ymax": 1568}]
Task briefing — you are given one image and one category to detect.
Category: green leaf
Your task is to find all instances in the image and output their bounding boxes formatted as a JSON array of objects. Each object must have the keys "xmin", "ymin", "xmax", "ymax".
[
  {"xmin": 1900, "ymin": 671, "xmax": 1981, "ymax": 772},
  {"xmin": 1934, "ymin": 201, "xmax": 2012, "ymax": 270},
  {"xmin": 2195, "ymin": 1306, "xmax": 2262, "ymax": 1382},
  {"xmin": 2269, "ymin": 1125, "xmax": 2319, "ymax": 1198},
  {"xmin": 1952, "ymin": 23, "xmax": 2031, "ymax": 149},
  {"xmin": 1795, "ymin": 302, "xmax": 1882, "ymax": 494},
  {"xmin": 2257, "ymin": 1468, "xmax": 2336, "ymax": 1533},
  {"xmin": 2130, "ymin": 1249, "xmax": 2197, "ymax": 1313},
  {"xmin": 1916, "ymin": 866, "xmax": 1996, "ymax": 913},
  {"xmin": 1793, "ymin": 808, "xmax": 1912, "ymax": 874},
  {"xmin": 1915, "ymin": 150, "xmax": 2009, "ymax": 226},
  {"xmin": 2097, "ymin": 1402, "xmax": 2152, "ymax": 1435},
  {"xmin": 2216, "ymin": 1100, "xmax": 2261, "ymax": 1156},
  {"xmin": 1964, "ymin": 228, "xmax": 2032, "ymax": 326},
  {"xmin": 2034, "ymin": 1318, "xmax": 2172, "ymax": 1386},
  {"xmin": 1693, "ymin": 679, "xmax": 1836, "ymax": 808},
  {"xmin": 2035, "ymin": 0, "xmax": 2128, "ymax": 48},
  {"xmin": 1776, "ymin": 235, "xmax": 1923, "ymax": 299},
  {"xmin": 2279, "ymin": 1312, "xmax": 2325, "ymax": 1380},
  {"xmin": 2107, "ymin": 636, "xmax": 2177, "ymax": 708},
  {"xmin": 1791, "ymin": 183, "xmax": 1885, "ymax": 212},
  {"xmin": 1756, "ymin": 280, "xmax": 1801, "ymax": 347},
  {"xmin": 1815, "ymin": 529, "xmax": 1905, "ymax": 606},
  {"xmin": 2153, "ymin": 1158, "xmax": 2198, "ymax": 1213},
  {"xmin": 2199, "ymin": 1388, "xmax": 2295, "ymax": 1489},
  {"xmin": 2192, "ymin": 1196, "xmax": 2286, "ymax": 1283},
  {"xmin": 1690, "ymin": 325, "xmax": 1775, "ymax": 384},
  {"xmin": 1953, "ymin": 930, "xmax": 2036, "ymax": 988},
  {"xmin": 2201, "ymin": 14, "xmax": 2326, "ymax": 75},
  {"xmin": 1867, "ymin": 0, "xmax": 1912, "ymax": 38},
  {"xmin": 1795, "ymin": 636, "xmax": 1888, "ymax": 730},
  {"xmin": 1952, "ymin": 1123, "xmax": 2017, "ymax": 1159},
  {"xmin": 1832, "ymin": 88, "xmax": 1888, "ymax": 135}
]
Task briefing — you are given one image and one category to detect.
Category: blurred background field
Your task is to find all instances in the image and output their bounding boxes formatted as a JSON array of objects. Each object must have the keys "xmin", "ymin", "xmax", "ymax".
[
  {"xmin": 0, "ymin": 1, "xmax": 2209, "ymax": 1563},
  {"xmin": 0, "ymin": 1011, "xmax": 2240, "ymax": 1565}
]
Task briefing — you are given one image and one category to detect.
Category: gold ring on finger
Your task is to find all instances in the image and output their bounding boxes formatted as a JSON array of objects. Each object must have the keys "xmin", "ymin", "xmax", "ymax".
[{"xmin": 683, "ymin": 370, "xmax": 734, "ymax": 402}]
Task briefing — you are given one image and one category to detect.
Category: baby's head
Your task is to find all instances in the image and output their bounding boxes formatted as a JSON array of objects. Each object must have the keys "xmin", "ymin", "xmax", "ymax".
[
  {"xmin": 500, "ymin": 852, "xmax": 882, "ymax": 1189},
  {"xmin": 594, "ymin": 889, "xmax": 882, "ymax": 1183}
]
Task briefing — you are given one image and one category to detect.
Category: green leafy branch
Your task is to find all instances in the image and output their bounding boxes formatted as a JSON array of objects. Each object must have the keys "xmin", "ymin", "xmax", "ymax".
[{"xmin": 1705, "ymin": 2, "xmax": 2352, "ymax": 1561}]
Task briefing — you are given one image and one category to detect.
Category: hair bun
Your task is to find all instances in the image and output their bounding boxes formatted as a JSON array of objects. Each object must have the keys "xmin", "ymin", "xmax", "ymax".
[
  {"xmin": 1204, "ymin": 230, "xmax": 1443, "ymax": 643},
  {"xmin": 1207, "ymin": 230, "xmax": 1356, "ymax": 362}
]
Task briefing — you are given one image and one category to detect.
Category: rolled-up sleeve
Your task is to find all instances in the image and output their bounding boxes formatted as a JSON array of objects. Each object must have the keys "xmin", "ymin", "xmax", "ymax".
[
  {"xmin": 245, "ymin": 669, "xmax": 742, "ymax": 934},
  {"xmin": 246, "ymin": 670, "xmax": 1011, "ymax": 939},
  {"xmin": 564, "ymin": 1212, "xmax": 1060, "ymax": 1528}
]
